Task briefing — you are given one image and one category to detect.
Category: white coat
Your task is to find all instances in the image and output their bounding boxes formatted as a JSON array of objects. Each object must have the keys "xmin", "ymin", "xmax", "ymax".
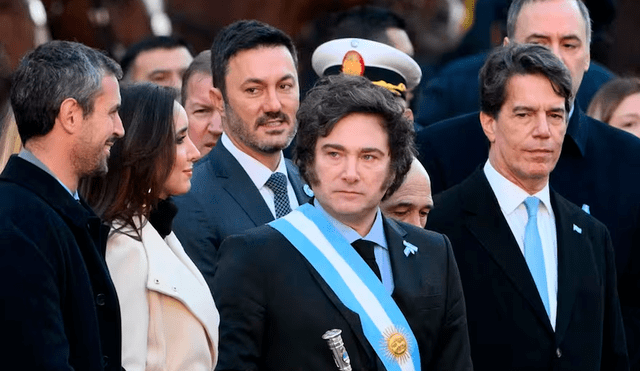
[{"xmin": 107, "ymin": 218, "xmax": 219, "ymax": 371}]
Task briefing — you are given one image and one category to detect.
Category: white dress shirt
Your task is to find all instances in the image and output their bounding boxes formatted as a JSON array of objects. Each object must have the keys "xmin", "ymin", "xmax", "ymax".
[
  {"xmin": 221, "ymin": 133, "xmax": 299, "ymax": 218},
  {"xmin": 484, "ymin": 160, "xmax": 558, "ymax": 329}
]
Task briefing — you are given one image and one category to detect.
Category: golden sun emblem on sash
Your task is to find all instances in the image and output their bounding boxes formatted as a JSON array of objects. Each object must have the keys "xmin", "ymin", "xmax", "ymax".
[{"xmin": 380, "ymin": 326, "xmax": 411, "ymax": 364}]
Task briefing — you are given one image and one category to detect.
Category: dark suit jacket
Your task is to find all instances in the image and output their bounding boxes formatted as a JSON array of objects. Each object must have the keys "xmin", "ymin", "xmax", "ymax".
[
  {"xmin": 414, "ymin": 52, "xmax": 614, "ymax": 127},
  {"xmin": 173, "ymin": 141, "xmax": 311, "ymax": 288},
  {"xmin": 212, "ymin": 215, "xmax": 472, "ymax": 371},
  {"xmin": 416, "ymin": 107, "xmax": 640, "ymax": 367},
  {"xmin": 0, "ymin": 156, "xmax": 123, "ymax": 371},
  {"xmin": 426, "ymin": 169, "xmax": 628, "ymax": 370}
]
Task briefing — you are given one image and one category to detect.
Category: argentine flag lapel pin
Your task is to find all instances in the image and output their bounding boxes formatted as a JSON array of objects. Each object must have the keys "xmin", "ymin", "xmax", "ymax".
[{"xmin": 403, "ymin": 240, "xmax": 418, "ymax": 257}]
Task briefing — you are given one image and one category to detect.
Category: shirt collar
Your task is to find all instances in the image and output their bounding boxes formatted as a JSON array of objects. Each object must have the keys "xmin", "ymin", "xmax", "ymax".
[
  {"xmin": 18, "ymin": 148, "xmax": 79, "ymax": 200},
  {"xmin": 313, "ymin": 200, "xmax": 388, "ymax": 249},
  {"xmin": 221, "ymin": 133, "xmax": 288, "ymax": 188},
  {"xmin": 484, "ymin": 160, "xmax": 552, "ymax": 215}
]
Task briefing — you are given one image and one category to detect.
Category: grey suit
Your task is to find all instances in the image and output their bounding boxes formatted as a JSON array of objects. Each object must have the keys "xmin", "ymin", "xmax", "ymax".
[{"xmin": 173, "ymin": 141, "xmax": 311, "ymax": 288}]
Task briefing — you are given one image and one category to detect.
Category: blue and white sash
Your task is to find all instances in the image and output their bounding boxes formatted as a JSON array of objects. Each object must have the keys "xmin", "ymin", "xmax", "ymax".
[{"xmin": 269, "ymin": 204, "xmax": 420, "ymax": 371}]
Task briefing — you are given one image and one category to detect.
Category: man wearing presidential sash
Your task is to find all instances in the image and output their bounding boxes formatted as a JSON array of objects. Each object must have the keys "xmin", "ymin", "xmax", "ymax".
[{"xmin": 212, "ymin": 74, "xmax": 472, "ymax": 371}]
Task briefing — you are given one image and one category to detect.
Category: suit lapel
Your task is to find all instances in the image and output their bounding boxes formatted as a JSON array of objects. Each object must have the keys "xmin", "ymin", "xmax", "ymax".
[
  {"xmin": 384, "ymin": 218, "xmax": 422, "ymax": 300},
  {"xmin": 285, "ymin": 159, "xmax": 311, "ymax": 205},
  {"xmin": 210, "ymin": 142, "xmax": 275, "ymax": 226},
  {"xmin": 462, "ymin": 170, "xmax": 554, "ymax": 334},
  {"xmin": 551, "ymin": 191, "xmax": 580, "ymax": 342}
]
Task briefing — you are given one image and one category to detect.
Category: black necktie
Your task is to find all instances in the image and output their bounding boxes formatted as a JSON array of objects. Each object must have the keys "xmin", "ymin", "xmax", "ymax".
[{"xmin": 351, "ymin": 239, "xmax": 382, "ymax": 280}]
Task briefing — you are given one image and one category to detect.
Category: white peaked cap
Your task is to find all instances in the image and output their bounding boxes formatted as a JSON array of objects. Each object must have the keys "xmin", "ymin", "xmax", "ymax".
[{"xmin": 312, "ymin": 38, "xmax": 422, "ymax": 90}]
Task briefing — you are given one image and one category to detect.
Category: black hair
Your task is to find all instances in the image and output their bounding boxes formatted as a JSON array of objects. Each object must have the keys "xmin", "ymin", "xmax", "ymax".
[
  {"xmin": 120, "ymin": 35, "xmax": 194, "ymax": 79},
  {"xmin": 210, "ymin": 20, "xmax": 297, "ymax": 98}
]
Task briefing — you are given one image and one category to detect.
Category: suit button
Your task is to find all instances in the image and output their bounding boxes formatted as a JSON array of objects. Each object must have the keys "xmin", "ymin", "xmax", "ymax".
[
  {"xmin": 96, "ymin": 293, "xmax": 106, "ymax": 306},
  {"xmin": 556, "ymin": 348, "xmax": 562, "ymax": 358}
]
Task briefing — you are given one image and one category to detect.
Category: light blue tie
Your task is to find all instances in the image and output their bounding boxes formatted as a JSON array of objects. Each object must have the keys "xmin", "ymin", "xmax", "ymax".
[{"xmin": 524, "ymin": 196, "xmax": 550, "ymax": 317}]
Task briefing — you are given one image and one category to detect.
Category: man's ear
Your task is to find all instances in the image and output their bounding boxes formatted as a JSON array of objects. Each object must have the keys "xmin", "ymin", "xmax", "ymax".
[
  {"xmin": 479, "ymin": 111, "xmax": 497, "ymax": 144},
  {"xmin": 57, "ymin": 98, "xmax": 83, "ymax": 134},
  {"xmin": 210, "ymin": 87, "xmax": 225, "ymax": 117},
  {"xmin": 584, "ymin": 51, "xmax": 591, "ymax": 73},
  {"xmin": 403, "ymin": 107, "xmax": 414, "ymax": 122},
  {"xmin": 503, "ymin": 36, "xmax": 510, "ymax": 46}
]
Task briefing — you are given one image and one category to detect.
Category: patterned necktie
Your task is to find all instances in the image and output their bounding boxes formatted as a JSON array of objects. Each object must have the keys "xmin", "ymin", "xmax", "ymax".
[
  {"xmin": 524, "ymin": 196, "xmax": 550, "ymax": 317},
  {"xmin": 265, "ymin": 172, "xmax": 292, "ymax": 218},
  {"xmin": 351, "ymin": 239, "xmax": 382, "ymax": 281}
]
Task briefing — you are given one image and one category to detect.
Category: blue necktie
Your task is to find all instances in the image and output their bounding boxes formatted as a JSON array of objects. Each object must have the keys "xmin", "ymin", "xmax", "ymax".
[
  {"xmin": 524, "ymin": 196, "xmax": 550, "ymax": 317},
  {"xmin": 265, "ymin": 172, "xmax": 292, "ymax": 218}
]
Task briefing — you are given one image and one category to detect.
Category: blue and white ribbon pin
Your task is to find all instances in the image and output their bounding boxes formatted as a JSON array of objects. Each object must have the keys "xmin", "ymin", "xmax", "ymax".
[
  {"xmin": 303, "ymin": 184, "xmax": 314, "ymax": 197},
  {"xmin": 573, "ymin": 224, "xmax": 582, "ymax": 234},
  {"xmin": 403, "ymin": 240, "xmax": 418, "ymax": 257}
]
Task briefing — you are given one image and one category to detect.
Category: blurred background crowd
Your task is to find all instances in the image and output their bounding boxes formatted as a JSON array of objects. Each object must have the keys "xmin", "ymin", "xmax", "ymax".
[
  {"xmin": 1, "ymin": 0, "xmax": 640, "ymax": 168},
  {"xmin": 2, "ymin": 1, "xmax": 640, "ymax": 369}
]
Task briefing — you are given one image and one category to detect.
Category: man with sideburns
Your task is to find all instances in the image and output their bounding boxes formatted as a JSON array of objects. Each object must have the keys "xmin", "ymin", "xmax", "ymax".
[{"xmin": 212, "ymin": 74, "xmax": 472, "ymax": 371}]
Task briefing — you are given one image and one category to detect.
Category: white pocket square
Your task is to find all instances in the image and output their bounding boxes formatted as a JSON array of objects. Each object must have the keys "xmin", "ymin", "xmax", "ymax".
[
  {"xmin": 403, "ymin": 241, "xmax": 418, "ymax": 257},
  {"xmin": 573, "ymin": 224, "xmax": 582, "ymax": 234}
]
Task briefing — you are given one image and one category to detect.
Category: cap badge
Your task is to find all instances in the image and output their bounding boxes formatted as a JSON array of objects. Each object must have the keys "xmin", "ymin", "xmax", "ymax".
[{"xmin": 341, "ymin": 50, "xmax": 365, "ymax": 77}]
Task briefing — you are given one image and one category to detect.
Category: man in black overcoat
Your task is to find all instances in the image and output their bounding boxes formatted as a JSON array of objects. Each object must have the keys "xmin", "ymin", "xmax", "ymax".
[{"xmin": 0, "ymin": 40, "xmax": 125, "ymax": 370}]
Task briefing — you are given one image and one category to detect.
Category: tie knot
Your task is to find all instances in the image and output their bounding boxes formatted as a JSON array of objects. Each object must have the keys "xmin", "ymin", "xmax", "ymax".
[
  {"xmin": 524, "ymin": 196, "xmax": 540, "ymax": 218},
  {"xmin": 265, "ymin": 172, "xmax": 288, "ymax": 195},
  {"xmin": 351, "ymin": 239, "xmax": 381, "ymax": 280},
  {"xmin": 351, "ymin": 239, "xmax": 377, "ymax": 255}
]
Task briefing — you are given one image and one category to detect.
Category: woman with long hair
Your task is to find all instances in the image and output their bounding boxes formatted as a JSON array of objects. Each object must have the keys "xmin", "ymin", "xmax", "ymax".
[{"xmin": 82, "ymin": 83, "xmax": 218, "ymax": 371}]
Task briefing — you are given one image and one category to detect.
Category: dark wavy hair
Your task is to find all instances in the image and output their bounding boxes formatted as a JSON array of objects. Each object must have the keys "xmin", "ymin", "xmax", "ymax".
[
  {"xmin": 294, "ymin": 74, "xmax": 416, "ymax": 200},
  {"xmin": 80, "ymin": 83, "xmax": 178, "ymax": 239},
  {"xmin": 480, "ymin": 43, "xmax": 573, "ymax": 119}
]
